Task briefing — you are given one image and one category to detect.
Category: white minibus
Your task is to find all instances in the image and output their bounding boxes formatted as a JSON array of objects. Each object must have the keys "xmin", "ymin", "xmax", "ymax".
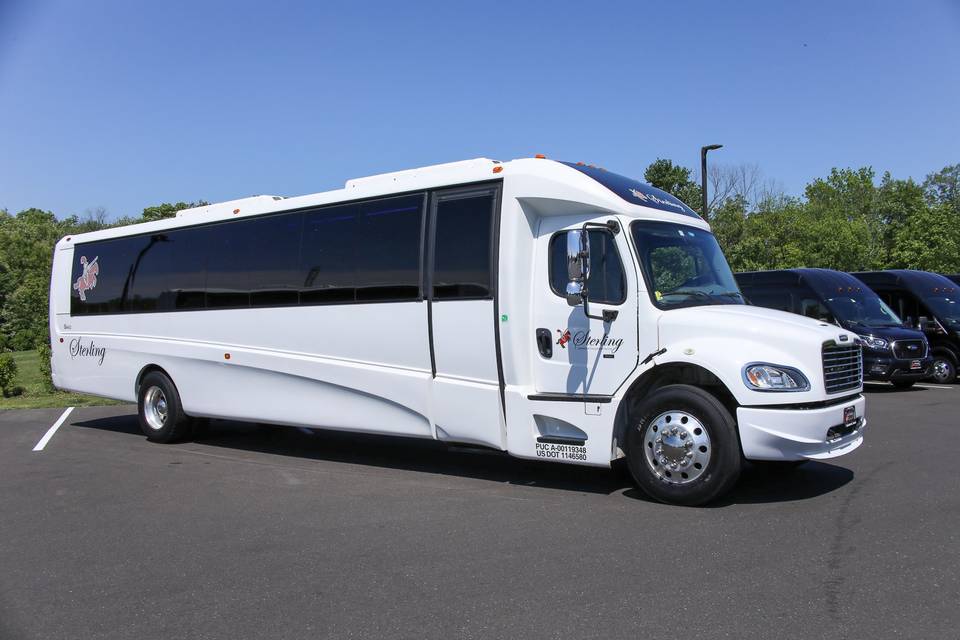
[{"xmin": 49, "ymin": 157, "xmax": 866, "ymax": 505}]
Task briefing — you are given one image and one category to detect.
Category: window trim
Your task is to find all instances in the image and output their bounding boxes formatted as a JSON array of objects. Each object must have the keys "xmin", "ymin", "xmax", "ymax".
[
  {"xmin": 427, "ymin": 185, "xmax": 501, "ymax": 303},
  {"xmin": 547, "ymin": 227, "xmax": 627, "ymax": 306}
]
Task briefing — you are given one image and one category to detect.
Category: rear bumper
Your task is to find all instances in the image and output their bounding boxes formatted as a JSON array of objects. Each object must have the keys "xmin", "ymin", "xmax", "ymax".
[
  {"xmin": 737, "ymin": 395, "xmax": 866, "ymax": 461},
  {"xmin": 864, "ymin": 354, "xmax": 933, "ymax": 381}
]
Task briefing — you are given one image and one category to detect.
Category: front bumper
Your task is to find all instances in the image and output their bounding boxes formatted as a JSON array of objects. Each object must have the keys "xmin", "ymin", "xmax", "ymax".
[
  {"xmin": 864, "ymin": 354, "xmax": 933, "ymax": 381},
  {"xmin": 737, "ymin": 395, "xmax": 866, "ymax": 461}
]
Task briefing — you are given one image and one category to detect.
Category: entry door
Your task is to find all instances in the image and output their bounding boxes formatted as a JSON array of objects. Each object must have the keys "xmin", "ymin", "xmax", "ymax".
[
  {"xmin": 532, "ymin": 216, "xmax": 641, "ymax": 395},
  {"xmin": 427, "ymin": 185, "xmax": 505, "ymax": 448}
]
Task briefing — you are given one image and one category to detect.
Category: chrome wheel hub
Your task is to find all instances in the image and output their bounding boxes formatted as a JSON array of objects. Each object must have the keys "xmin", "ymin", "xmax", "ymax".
[
  {"xmin": 144, "ymin": 386, "xmax": 168, "ymax": 430},
  {"xmin": 933, "ymin": 359, "xmax": 952, "ymax": 383},
  {"xmin": 643, "ymin": 411, "xmax": 711, "ymax": 485}
]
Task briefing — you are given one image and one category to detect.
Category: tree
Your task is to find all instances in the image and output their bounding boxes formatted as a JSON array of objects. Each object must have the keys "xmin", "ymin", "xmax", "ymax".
[
  {"xmin": 141, "ymin": 201, "xmax": 207, "ymax": 222},
  {"xmin": 890, "ymin": 203, "xmax": 960, "ymax": 272},
  {"xmin": 644, "ymin": 159, "xmax": 703, "ymax": 215},
  {"xmin": 922, "ymin": 164, "xmax": 960, "ymax": 213}
]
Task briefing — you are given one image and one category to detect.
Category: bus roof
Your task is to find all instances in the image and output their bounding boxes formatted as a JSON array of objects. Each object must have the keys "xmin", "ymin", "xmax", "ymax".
[{"xmin": 57, "ymin": 156, "xmax": 709, "ymax": 247}]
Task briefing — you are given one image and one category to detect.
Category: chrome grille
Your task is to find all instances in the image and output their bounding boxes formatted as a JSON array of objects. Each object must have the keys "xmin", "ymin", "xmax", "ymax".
[
  {"xmin": 822, "ymin": 343, "xmax": 863, "ymax": 393},
  {"xmin": 892, "ymin": 339, "xmax": 925, "ymax": 360}
]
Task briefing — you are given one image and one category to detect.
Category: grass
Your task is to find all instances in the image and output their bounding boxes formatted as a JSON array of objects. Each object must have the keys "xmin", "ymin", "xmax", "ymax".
[{"xmin": 0, "ymin": 350, "xmax": 128, "ymax": 410}]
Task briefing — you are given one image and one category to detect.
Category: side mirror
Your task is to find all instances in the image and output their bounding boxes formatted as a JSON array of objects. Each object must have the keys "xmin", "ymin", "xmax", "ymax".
[
  {"xmin": 904, "ymin": 316, "xmax": 913, "ymax": 328},
  {"xmin": 565, "ymin": 229, "xmax": 590, "ymax": 307}
]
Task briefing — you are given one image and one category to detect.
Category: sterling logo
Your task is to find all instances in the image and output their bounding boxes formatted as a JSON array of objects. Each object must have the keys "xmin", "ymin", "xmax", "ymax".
[
  {"xmin": 70, "ymin": 338, "xmax": 106, "ymax": 366},
  {"xmin": 556, "ymin": 329, "xmax": 623, "ymax": 353},
  {"xmin": 627, "ymin": 188, "xmax": 684, "ymax": 212}
]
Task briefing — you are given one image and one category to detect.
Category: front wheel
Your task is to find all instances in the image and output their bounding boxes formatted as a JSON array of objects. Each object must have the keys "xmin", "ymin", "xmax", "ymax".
[
  {"xmin": 626, "ymin": 385, "xmax": 741, "ymax": 506},
  {"xmin": 931, "ymin": 355, "xmax": 957, "ymax": 384}
]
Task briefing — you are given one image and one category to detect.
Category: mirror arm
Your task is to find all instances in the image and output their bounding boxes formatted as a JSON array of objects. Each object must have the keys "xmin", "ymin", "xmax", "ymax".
[
  {"xmin": 583, "ymin": 220, "xmax": 620, "ymax": 234},
  {"xmin": 581, "ymin": 292, "xmax": 619, "ymax": 323}
]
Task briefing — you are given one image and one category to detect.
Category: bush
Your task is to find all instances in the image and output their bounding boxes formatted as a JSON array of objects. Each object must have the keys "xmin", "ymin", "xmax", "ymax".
[
  {"xmin": 0, "ymin": 352, "xmax": 18, "ymax": 397},
  {"xmin": 37, "ymin": 341, "xmax": 55, "ymax": 392}
]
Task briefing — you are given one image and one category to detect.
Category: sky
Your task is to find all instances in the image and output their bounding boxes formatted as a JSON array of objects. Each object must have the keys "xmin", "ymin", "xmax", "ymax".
[{"xmin": 1, "ymin": 0, "xmax": 958, "ymax": 220}]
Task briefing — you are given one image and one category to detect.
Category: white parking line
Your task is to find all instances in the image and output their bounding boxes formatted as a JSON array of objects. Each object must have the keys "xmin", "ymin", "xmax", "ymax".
[
  {"xmin": 915, "ymin": 384, "xmax": 955, "ymax": 390},
  {"xmin": 32, "ymin": 407, "xmax": 75, "ymax": 452}
]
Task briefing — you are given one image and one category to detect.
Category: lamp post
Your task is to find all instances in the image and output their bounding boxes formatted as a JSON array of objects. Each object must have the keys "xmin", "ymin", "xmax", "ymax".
[{"xmin": 700, "ymin": 144, "xmax": 723, "ymax": 218}]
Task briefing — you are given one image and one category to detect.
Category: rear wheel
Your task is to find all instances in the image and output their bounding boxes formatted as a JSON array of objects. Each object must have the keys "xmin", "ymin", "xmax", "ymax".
[
  {"xmin": 626, "ymin": 385, "xmax": 741, "ymax": 506},
  {"xmin": 138, "ymin": 371, "xmax": 193, "ymax": 443},
  {"xmin": 892, "ymin": 380, "xmax": 916, "ymax": 389},
  {"xmin": 931, "ymin": 355, "xmax": 956, "ymax": 384}
]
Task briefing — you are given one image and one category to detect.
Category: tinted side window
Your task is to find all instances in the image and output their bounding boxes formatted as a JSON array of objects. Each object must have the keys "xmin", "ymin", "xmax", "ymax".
[
  {"xmin": 206, "ymin": 214, "xmax": 302, "ymax": 308},
  {"xmin": 549, "ymin": 230, "xmax": 626, "ymax": 305},
  {"xmin": 744, "ymin": 289, "xmax": 792, "ymax": 312},
  {"xmin": 432, "ymin": 190, "xmax": 496, "ymax": 300},
  {"xmin": 70, "ymin": 237, "xmax": 138, "ymax": 314},
  {"xmin": 300, "ymin": 194, "xmax": 424, "ymax": 304},
  {"xmin": 127, "ymin": 229, "xmax": 207, "ymax": 312}
]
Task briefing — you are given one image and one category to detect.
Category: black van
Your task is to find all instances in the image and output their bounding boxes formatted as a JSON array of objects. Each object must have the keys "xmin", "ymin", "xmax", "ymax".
[
  {"xmin": 852, "ymin": 270, "xmax": 960, "ymax": 384},
  {"xmin": 736, "ymin": 269, "xmax": 932, "ymax": 388}
]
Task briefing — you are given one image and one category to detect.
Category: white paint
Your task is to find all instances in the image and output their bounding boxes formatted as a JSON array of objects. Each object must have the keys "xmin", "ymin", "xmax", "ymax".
[
  {"xmin": 32, "ymin": 407, "xmax": 74, "ymax": 452},
  {"xmin": 48, "ymin": 156, "xmax": 868, "ymax": 475},
  {"xmin": 915, "ymin": 384, "xmax": 954, "ymax": 390}
]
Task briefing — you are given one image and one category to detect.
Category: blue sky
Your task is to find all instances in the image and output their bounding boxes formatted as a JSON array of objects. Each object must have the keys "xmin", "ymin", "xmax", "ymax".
[{"xmin": 1, "ymin": 0, "xmax": 958, "ymax": 219}]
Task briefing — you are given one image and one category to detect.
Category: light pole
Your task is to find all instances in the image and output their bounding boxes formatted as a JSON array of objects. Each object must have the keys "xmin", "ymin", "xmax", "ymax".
[{"xmin": 700, "ymin": 144, "xmax": 723, "ymax": 218}]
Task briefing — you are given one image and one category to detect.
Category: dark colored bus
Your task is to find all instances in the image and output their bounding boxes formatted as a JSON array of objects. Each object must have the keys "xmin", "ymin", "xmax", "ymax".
[
  {"xmin": 946, "ymin": 275, "xmax": 960, "ymax": 286},
  {"xmin": 736, "ymin": 269, "xmax": 932, "ymax": 388},
  {"xmin": 852, "ymin": 270, "xmax": 960, "ymax": 384}
]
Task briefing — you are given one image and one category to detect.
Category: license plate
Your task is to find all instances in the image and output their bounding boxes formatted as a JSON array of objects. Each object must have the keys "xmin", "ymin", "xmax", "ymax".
[
  {"xmin": 911, "ymin": 360, "xmax": 921, "ymax": 370},
  {"xmin": 843, "ymin": 406, "xmax": 857, "ymax": 427}
]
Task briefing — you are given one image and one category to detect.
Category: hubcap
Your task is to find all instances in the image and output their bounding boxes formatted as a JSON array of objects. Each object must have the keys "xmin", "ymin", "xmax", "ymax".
[
  {"xmin": 933, "ymin": 359, "xmax": 953, "ymax": 383},
  {"xmin": 144, "ymin": 386, "xmax": 168, "ymax": 430},
  {"xmin": 643, "ymin": 411, "xmax": 711, "ymax": 485}
]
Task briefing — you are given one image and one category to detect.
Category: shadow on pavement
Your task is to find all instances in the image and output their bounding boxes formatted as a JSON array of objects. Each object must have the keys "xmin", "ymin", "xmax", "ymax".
[{"xmin": 73, "ymin": 413, "xmax": 853, "ymax": 505}]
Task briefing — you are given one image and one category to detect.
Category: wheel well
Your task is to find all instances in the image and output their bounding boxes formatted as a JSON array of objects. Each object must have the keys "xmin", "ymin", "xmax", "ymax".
[
  {"xmin": 613, "ymin": 363, "xmax": 739, "ymax": 456},
  {"xmin": 135, "ymin": 364, "xmax": 171, "ymax": 397},
  {"xmin": 931, "ymin": 346, "xmax": 959, "ymax": 365}
]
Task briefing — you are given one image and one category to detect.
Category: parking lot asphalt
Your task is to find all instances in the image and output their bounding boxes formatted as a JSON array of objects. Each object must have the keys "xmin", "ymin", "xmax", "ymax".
[{"xmin": 1, "ymin": 383, "xmax": 959, "ymax": 640}]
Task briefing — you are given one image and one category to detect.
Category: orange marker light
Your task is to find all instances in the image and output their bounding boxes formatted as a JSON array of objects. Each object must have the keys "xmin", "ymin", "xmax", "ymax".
[
  {"xmin": 492, "ymin": 166, "xmax": 503, "ymax": 173},
  {"xmin": 59, "ymin": 338, "xmax": 64, "ymax": 343},
  {"xmin": 233, "ymin": 209, "xmax": 240, "ymax": 214},
  {"xmin": 535, "ymin": 154, "xmax": 546, "ymax": 159},
  {"xmin": 224, "ymin": 353, "xmax": 231, "ymax": 360}
]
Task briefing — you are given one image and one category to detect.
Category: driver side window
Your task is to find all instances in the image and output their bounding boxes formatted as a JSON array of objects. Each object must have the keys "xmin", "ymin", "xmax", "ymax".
[{"xmin": 549, "ymin": 230, "xmax": 626, "ymax": 305}]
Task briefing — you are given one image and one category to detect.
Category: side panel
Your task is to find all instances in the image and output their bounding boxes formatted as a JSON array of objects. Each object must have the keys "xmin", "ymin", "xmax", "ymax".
[{"xmin": 51, "ymin": 300, "xmax": 435, "ymax": 438}]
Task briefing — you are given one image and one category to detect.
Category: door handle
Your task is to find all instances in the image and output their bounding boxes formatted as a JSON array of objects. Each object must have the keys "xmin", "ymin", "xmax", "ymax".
[{"xmin": 536, "ymin": 328, "xmax": 553, "ymax": 358}]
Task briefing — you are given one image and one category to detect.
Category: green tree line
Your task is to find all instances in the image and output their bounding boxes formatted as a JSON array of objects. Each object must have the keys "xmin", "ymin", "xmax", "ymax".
[
  {"xmin": 2, "ymin": 161, "xmax": 958, "ymax": 353},
  {"xmin": 645, "ymin": 159, "xmax": 960, "ymax": 275}
]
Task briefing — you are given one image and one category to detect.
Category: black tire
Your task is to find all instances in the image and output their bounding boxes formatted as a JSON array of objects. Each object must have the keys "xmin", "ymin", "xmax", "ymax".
[
  {"xmin": 892, "ymin": 380, "xmax": 916, "ymax": 389},
  {"xmin": 137, "ymin": 371, "xmax": 193, "ymax": 443},
  {"xmin": 626, "ymin": 384, "xmax": 741, "ymax": 506},
  {"xmin": 931, "ymin": 354, "xmax": 957, "ymax": 384}
]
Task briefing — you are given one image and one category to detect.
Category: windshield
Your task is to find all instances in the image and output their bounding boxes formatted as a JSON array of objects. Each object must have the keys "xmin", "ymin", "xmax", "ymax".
[
  {"xmin": 921, "ymin": 292, "xmax": 960, "ymax": 329},
  {"xmin": 631, "ymin": 221, "xmax": 744, "ymax": 309},
  {"xmin": 825, "ymin": 294, "xmax": 903, "ymax": 328}
]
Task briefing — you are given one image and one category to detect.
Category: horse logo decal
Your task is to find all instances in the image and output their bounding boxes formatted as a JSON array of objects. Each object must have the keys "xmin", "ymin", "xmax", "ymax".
[
  {"xmin": 73, "ymin": 255, "xmax": 99, "ymax": 301},
  {"xmin": 556, "ymin": 329, "xmax": 571, "ymax": 349}
]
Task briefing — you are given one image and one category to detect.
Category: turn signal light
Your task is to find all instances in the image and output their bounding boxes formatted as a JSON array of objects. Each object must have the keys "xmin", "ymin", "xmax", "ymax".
[{"xmin": 492, "ymin": 166, "xmax": 503, "ymax": 173}]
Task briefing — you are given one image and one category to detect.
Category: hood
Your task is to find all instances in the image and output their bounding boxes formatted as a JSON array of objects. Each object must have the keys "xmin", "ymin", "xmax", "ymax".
[
  {"xmin": 656, "ymin": 304, "xmax": 860, "ymax": 403},
  {"xmin": 661, "ymin": 304, "xmax": 853, "ymax": 342},
  {"xmin": 839, "ymin": 321, "xmax": 925, "ymax": 342}
]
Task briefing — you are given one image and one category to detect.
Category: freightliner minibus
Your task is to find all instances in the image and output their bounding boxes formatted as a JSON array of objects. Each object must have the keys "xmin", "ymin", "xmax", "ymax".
[
  {"xmin": 49, "ymin": 157, "xmax": 866, "ymax": 505},
  {"xmin": 853, "ymin": 270, "xmax": 960, "ymax": 384},
  {"xmin": 736, "ymin": 269, "xmax": 932, "ymax": 388}
]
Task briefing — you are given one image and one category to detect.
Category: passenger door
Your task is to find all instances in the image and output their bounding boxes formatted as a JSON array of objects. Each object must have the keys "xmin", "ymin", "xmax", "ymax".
[
  {"xmin": 426, "ymin": 185, "xmax": 505, "ymax": 448},
  {"xmin": 531, "ymin": 217, "xmax": 641, "ymax": 396}
]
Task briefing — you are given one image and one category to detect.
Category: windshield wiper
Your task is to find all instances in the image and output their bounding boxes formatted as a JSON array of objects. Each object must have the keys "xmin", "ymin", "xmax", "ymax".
[
  {"xmin": 662, "ymin": 289, "xmax": 713, "ymax": 300},
  {"xmin": 714, "ymin": 291, "xmax": 744, "ymax": 300}
]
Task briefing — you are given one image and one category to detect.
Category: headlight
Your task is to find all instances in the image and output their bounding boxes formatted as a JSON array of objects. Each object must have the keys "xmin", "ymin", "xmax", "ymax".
[
  {"xmin": 858, "ymin": 335, "xmax": 889, "ymax": 351},
  {"xmin": 742, "ymin": 363, "xmax": 810, "ymax": 392}
]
